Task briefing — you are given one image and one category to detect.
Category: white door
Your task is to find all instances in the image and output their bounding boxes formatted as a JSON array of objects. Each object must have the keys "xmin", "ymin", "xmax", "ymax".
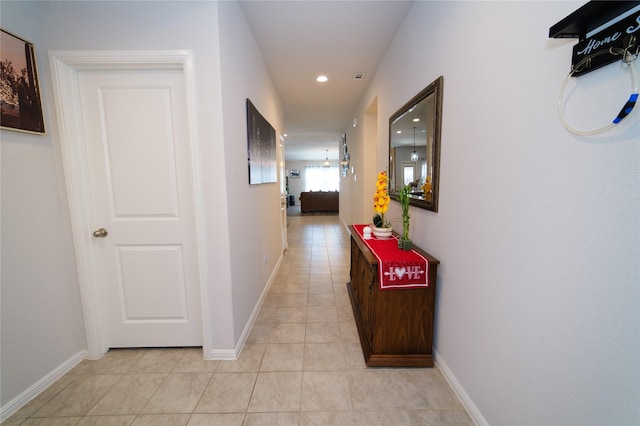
[{"xmin": 77, "ymin": 69, "xmax": 202, "ymax": 348}]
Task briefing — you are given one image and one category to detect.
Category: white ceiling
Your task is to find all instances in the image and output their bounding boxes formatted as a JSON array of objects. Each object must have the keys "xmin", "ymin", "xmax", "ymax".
[{"xmin": 239, "ymin": 0, "xmax": 414, "ymax": 162}]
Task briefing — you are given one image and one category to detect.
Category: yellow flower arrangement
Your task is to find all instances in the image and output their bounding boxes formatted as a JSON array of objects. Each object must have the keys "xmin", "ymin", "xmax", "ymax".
[
  {"xmin": 373, "ymin": 171, "xmax": 391, "ymax": 228},
  {"xmin": 421, "ymin": 176, "xmax": 433, "ymax": 201}
]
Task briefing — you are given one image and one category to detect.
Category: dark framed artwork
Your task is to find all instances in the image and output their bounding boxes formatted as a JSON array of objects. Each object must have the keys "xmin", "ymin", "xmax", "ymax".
[
  {"xmin": 246, "ymin": 99, "xmax": 276, "ymax": 184},
  {"xmin": 1, "ymin": 29, "xmax": 45, "ymax": 134},
  {"xmin": 290, "ymin": 169, "xmax": 300, "ymax": 179}
]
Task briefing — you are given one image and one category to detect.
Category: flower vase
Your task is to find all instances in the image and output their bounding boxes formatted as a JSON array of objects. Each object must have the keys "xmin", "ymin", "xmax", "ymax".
[
  {"xmin": 372, "ymin": 226, "xmax": 392, "ymax": 239},
  {"xmin": 398, "ymin": 184, "xmax": 412, "ymax": 250},
  {"xmin": 397, "ymin": 238, "xmax": 413, "ymax": 251}
]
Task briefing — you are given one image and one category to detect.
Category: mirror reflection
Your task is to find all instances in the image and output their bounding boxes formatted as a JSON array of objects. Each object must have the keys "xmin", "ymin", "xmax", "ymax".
[{"xmin": 389, "ymin": 76, "xmax": 442, "ymax": 212}]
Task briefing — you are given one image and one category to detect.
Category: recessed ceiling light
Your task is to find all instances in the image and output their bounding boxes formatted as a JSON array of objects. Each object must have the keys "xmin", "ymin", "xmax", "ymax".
[
  {"xmin": 316, "ymin": 75, "xmax": 328, "ymax": 83},
  {"xmin": 412, "ymin": 118, "xmax": 420, "ymax": 122}
]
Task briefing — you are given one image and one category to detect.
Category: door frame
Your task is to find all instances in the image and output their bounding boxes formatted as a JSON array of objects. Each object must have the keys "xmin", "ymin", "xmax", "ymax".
[
  {"xmin": 49, "ymin": 50, "xmax": 211, "ymax": 359},
  {"xmin": 278, "ymin": 135, "xmax": 288, "ymax": 252}
]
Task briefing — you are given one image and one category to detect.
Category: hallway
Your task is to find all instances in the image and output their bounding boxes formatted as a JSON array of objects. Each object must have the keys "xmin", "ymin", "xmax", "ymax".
[{"xmin": 5, "ymin": 215, "xmax": 471, "ymax": 425}]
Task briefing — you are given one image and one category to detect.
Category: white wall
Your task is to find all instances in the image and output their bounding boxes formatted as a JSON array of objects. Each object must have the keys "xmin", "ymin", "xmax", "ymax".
[
  {"xmin": 341, "ymin": 125, "xmax": 363, "ymax": 226},
  {"xmin": 217, "ymin": 0, "xmax": 285, "ymax": 344},
  {"xmin": 3, "ymin": 1, "xmax": 638, "ymax": 423},
  {"xmin": 1, "ymin": 1, "xmax": 87, "ymax": 409},
  {"xmin": 340, "ymin": 95, "xmax": 379, "ymax": 227},
  {"xmin": 352, "ymin": 1, "xmax": 639, "ymax": 424},
  {"xmin": 285, "ymin": 160, "xmax": 307, "ymax": 202},
  {"xmin": 285, "ymin": 160, "xmax": 340, "ymax": 204},
  {"xmin": 1, "ymin": 0, "xmax": 284, "ymax": 411}
]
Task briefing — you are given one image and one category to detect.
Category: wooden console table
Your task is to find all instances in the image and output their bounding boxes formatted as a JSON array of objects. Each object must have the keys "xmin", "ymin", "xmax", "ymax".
[{"xmin": 347, "ymin": 225, "xmax": 439, "ymax": 367}]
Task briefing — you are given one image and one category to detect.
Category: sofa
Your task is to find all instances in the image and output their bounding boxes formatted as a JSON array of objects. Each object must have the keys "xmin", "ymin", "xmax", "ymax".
[{"xmin": 299, "ymin": 191, "xmax": 339, "ymax": 213}]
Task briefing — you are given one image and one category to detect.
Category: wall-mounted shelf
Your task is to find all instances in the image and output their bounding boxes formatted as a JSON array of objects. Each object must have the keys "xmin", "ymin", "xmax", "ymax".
[
  {"xmin": 550, "ymin": 1, "xmax": 640, "ymax": 76},
  {"xmin": 549, "ymin": 1, "xmax": 640, "ymax": 40}
]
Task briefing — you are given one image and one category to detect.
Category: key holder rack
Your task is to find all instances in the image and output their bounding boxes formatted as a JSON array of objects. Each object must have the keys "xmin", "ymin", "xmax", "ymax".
[
  {"xmin": 550, "ymin": 1, "xmax": 640, "ymax": 77},
  {"xmin": 551, "ymin": 1, "xmax": 640, "ymax": 135}
]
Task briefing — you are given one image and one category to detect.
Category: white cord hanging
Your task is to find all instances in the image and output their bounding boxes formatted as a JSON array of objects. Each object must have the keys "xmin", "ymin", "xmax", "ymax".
[{"xmin": 558, "ymin": 55, "xmax": 638, "ymax": 136}]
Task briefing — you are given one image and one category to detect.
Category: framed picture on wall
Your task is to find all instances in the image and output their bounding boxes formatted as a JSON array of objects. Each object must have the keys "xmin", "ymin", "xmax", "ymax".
[
  {"xmin": 0, "ymin": 29, "xmax": 45, "ymax": 134},
  {"xmin": 246, "ymin": 99, "xmax": 276, "ymax": 184},
  {"xmin": 290, "ymin": 169, "xmax": 300, "ymax": 179}
]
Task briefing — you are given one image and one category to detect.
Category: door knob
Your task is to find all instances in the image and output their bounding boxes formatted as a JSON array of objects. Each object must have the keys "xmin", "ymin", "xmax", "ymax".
[{"xmin": 92, "ymin": 228, "xmax": 108, "ymax": 238}]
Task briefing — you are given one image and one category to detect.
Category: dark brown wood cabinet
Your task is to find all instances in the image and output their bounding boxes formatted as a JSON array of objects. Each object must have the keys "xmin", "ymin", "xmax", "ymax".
[
  {"xmin": 347, "ymin": 226, "xmax": 440, "ymax": 367},
  {"xmin": 299, "ymin": 191, "xmax": 339, "ymax": 212}
]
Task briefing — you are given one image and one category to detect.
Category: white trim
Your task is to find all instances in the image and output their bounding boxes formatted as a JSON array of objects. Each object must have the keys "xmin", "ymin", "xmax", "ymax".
[
  {"xmin": 0, "ymin": 350, "xmax": 87, "ymax": 422},
  {"xmin": 236, "ymin": 253, "xmax": 283, "ymax": 352},
  {"xmin": 206, "ymin": 348, "xmax": 238, "ymax": 361},
  {"xmin": 204, "ymin": 253, "xmax": 283, "ymax": 360},
  {"xmin": 434, "ymin": 349, "xmax": 488, "ymax": 426},
  {"xmin": 180, "ymin": 51, "xmax": 213, "ymax": 361},
  {"xmin": 48, "ymin": 50, "xmax": 210, "ymax": 359}
]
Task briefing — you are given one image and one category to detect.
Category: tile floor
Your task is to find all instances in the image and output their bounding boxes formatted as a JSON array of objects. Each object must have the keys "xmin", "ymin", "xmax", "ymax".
[{"xmin": 4, "ymin": 215, "xmax": 471, "ymax": 426}]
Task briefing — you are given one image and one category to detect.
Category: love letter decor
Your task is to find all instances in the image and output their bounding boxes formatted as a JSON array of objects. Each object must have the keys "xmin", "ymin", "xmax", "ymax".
[{"xmin": 352, "ymin": 224, "xmax": 428, "ymax": 290}]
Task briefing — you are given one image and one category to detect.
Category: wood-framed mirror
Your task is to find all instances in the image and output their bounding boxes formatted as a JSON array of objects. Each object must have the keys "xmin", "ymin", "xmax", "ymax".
[{"xmin": 389, "ymin": 76, "xmax": 443, "ymax": 212}]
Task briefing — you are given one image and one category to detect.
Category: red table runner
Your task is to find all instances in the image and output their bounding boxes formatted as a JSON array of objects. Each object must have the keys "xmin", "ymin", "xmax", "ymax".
[{"xmin": 352, "ymin": 224, "xmax": 429, "ymax": 290}]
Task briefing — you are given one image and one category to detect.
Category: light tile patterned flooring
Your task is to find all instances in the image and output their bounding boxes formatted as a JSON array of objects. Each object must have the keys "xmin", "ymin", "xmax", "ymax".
[{"xmin": 4, "ymin": 215, "xmax": 471, "ymax": 425}]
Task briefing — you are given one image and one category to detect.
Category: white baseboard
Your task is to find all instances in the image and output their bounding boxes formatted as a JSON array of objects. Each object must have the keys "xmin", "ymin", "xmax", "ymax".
[
  {"xmin": 0, "ymin": 350, "xmax": 88, "ymax": 422},
  {"xmin": 204, "ymin": 253, "xmax": 283, "ymax": 361},
  {"xmin": 3, "ymin": 253, "xmax": 285, "ymax": 419},
  {"xmin": 205, "ymin": 349, "xmax": 238, "ymax": 360},
  {"xmin": 235, "ymin": 253, "xmax": 282, "ymax": 354},
  {"xmin": 434, "ymin": 349, "xmax": 488, "ymax": 426}
]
